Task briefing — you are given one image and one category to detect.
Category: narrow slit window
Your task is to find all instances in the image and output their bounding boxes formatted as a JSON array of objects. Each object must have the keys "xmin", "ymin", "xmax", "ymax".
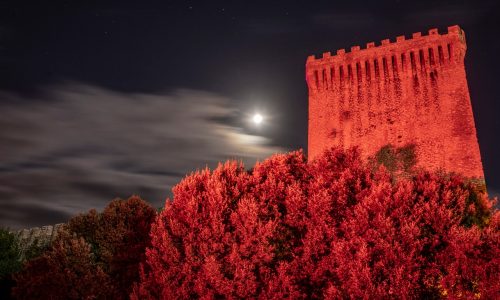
[
  {"xmin": 374, "ymin": 59, "xmax": 379, "ymax": 78},
  {"xmin": 410, "ymin": 52, "xmax": 416, "ymax": 73},
  {"xmin": 392, "ymin": 55, "xmax": 398, "ymax": 73},
  {"xmin": 382, "ymin": 57, "xmax": 388, "ymax": 78},
  {"xmin": 401, "ymin": 53, "xmax": 406, "ymax": 72},
  {"xmin": 428, "ymin": 48, "xmax": 435, "ymax": 66},
  {"xmin": 322, "ymin": 69, "xmax": 327, "ymax": 89},
  {"xmin": 447, "ymin": 43, "xmax": 452, "ymax": 60},
  {"xmin": 438, "ymin": 45, "xmax": 444, "ymax": 64},
  {"xmin": 356, "ymin": 62, "xmax": 361, "ymax": 83},
  {"xmin": 339, "ymin": 66, "xmax": 344, "ymax": 84},
  {"xmin": 365, "ymin": 61, "xmax": 371, "ymax": 81},
  {"xmin": 419, "ymin": 49, "xmax": 425, "ymax": 70}
]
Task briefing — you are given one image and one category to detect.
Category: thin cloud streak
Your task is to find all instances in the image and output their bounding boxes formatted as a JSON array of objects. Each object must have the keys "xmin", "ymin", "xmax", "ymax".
[{"xmin": 0, "ymin": 83, "xmax": 285, "ymax": 229}]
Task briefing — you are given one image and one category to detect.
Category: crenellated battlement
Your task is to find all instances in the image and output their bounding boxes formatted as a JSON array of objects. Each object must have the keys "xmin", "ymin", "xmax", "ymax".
[
  {"xmin": 307, "ymin": 25, "xmax": 464, "ymax": 64},
  {"xmin": 306, "ymin": 25, "xmax": 467, "ymax": 90}
]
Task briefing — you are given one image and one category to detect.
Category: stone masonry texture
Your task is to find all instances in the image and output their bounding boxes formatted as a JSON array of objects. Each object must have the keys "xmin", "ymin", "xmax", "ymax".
[
  {"xmin": 306, "ymin": 25, "xmax": 484, "ymax": 179},
  {"xmin": 11, "ymin": 224, "xmax": 64, "ymax": 259}
]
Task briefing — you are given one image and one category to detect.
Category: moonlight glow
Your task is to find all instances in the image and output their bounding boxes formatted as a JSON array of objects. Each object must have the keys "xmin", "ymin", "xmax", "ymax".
[{"xmin": 253, "ymin": 113, "xmax": 263, "ymax": 124}]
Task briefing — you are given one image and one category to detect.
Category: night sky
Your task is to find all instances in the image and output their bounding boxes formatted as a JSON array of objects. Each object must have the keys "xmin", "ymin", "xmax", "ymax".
[{"xmin": 1, "ymin": 0, "xmax": 499, "ymax": 229}]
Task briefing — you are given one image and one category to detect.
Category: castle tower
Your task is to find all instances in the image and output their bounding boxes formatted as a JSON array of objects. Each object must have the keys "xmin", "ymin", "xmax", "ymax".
[{"xmin": 306, "ymin": 25, "xmax": 484, "ymax": 178}]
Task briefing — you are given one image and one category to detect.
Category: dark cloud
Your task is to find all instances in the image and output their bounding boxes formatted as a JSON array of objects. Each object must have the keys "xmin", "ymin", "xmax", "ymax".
[
  {"xmin": 0, "ymin": 202, "xmax": 73, "ymax": 230},
  {"xmin": 0, "ymin": 83, "xmax": 285, "ymax": 229}
]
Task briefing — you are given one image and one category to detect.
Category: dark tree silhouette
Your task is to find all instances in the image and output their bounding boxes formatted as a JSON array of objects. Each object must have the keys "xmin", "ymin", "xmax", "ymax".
[
  {"xmin": 13, "ymin": 231, "xmax": 114, "ymax": 300},
  {"xmin": 14, "ymin": 196, "xmax": 156, "ymax": 299}
]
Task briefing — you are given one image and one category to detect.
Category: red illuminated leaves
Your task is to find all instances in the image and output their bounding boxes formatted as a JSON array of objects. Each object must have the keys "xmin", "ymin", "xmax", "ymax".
[
  {"xmin": 134, "ymin": 147, "xmax": 498, "ymax": 298},
  {"xmin": 13, "ymin": 232, "xmax": 115, "ymax": 299}
]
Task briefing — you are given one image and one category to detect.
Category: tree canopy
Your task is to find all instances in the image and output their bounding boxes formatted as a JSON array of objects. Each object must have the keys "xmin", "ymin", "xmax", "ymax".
[
  {"xmin": 13, "ymin": 196, "xmax": 156, "ymax": 300},
  {"xmin": 133, "ymin": 147, "xmax": 498, "ymax": 299}
]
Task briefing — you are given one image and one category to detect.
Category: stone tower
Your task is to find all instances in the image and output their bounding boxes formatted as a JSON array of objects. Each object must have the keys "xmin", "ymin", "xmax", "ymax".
[{"xmin": 306, "ymin": 25, "xmax": 484, "ymax": 178}]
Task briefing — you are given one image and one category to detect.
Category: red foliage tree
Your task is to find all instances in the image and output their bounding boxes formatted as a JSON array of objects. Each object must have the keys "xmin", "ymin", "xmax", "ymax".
[
  {"xmin": 68, "ymin": 195, "xmax": 157, "ymax": 297},
  {"xmin": 14, "ymin": 196, "xmax": 156, "ymax": 299},
  {"xmin": 12, "ymin": 232, "xmax": 114, "ymax": 299},
  {"xmin": 133, "ymin": 148, "xmax": 499, "ymax": 299}
]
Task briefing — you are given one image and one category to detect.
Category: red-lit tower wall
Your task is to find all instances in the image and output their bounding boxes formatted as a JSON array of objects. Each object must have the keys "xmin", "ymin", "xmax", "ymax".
[{"xmin": 306, "ymin": 25, "xmax": 484, "ymax": 178}]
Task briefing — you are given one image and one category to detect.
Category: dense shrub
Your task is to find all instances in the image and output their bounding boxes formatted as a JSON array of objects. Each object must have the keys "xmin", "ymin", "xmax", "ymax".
[
  {"xmin": 133, "ymin": 147, "xmax": 499, "ymax": 299},
  {"xmin": 369, "ymin": 143, "xmax": 417, "ymax": 175},
  {"xmin": 0, "ymin": 229, "xmax": 21, "ymax": 299},
  {"xmin": 68, "ymin": 195, "xmax": 157, "ymax": 297},
  {"xmin": 13, "ymin": 196, "xmax": 156, "ymax": 299},
  {"xmin": 1, "ymin": 228, "xmax": 53, "ymax": 299},
  {"xmin": 0, "ymin": 229, "xmax": 21, "ymax": 282},
  {"xmin": 13, "ymin": 231, "xmax": 114, "ymax": 299}
]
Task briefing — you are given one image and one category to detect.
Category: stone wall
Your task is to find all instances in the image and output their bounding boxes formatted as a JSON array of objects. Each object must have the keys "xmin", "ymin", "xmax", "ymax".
[
  {"xmin": 11, "ymin": 224, "xmax": 64, "ymax": 259},
  {"xmin": 306, "ymin": 25, "xmax": 484, "ymax": 179}
]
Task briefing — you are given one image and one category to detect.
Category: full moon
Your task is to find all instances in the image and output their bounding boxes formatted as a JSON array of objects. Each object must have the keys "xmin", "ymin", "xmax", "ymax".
[{"xmin": 253, "ymin": 113, "xmax": 263, "ymax": 124}]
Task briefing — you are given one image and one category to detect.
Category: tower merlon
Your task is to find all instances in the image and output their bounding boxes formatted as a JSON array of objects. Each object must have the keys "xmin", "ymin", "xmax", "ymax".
[
  {"xmin": 448, "ymin": 25, "xmax": 461, "ymax": 34},
  {"xmin": 305, "ymin": 25, "xmax": 464, "ymax": 66}
]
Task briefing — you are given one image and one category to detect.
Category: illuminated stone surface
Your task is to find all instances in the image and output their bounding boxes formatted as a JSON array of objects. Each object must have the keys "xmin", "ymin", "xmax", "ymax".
[
  {"xmin": 12, "ymin": 224, "xmax": 64, "ymax": 259},
  {"xmin": 306, "ymin": 25, "xmax": 484, "ymax": 178}
]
